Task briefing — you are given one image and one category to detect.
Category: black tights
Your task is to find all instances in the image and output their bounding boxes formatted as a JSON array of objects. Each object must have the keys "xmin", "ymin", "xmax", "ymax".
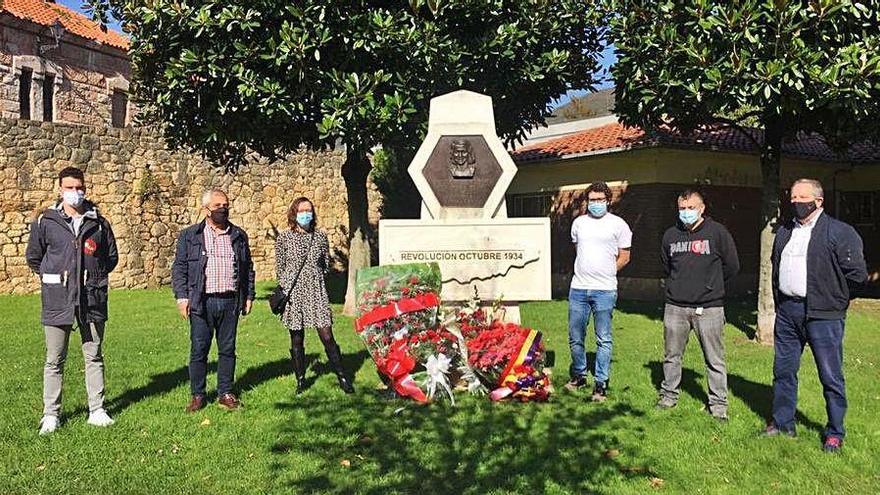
[{"xmin": 289, "ymin": 327, "xmax": 337, "ymax": 352}]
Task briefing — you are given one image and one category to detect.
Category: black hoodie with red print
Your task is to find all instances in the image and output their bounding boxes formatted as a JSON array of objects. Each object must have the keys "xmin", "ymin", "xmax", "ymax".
[{"xmin": 660, "ymin": 217, "xmax": 740, "ymax": 308}]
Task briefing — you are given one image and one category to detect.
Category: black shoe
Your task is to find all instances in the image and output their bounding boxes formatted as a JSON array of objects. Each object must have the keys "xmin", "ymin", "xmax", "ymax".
[
  {"xmin": 591, "ymin": 382, "xmax": 608, "ymax": 402},
  {"xmin": 337, "ymin": 374, "xmax": 355, "ymax": 394},
  {"xmin": 823, "ymin": 436, "xmax": 842, "ymax": 453},
  {"xmin": 324, "ymin": 342, "xmax": 355, "ymax": 394},
  {"xmin": 290, "ymin": 348, "xmax": 308, "ymax": 394},
  {"xmin": 564, "ymin": 376, "xmax": 588, "ymax": 392},
  {"xmin": 295, "ymin": 375, "xmax": 309, "ymax": 394},
  {"xmin": 762, "ymin": 424, "xmax": 796, "ymax": 438}
]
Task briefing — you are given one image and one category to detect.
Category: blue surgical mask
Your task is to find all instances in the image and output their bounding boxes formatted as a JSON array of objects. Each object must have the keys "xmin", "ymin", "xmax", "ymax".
[
  {"xmin": 679, "ymin": 209, "xmax": 700, "ymax": 225},
  {"xmin": 587, "ymin": 202, "xmax": 608, "ymax": 217},
  {"xmin": 296, "ymin": 211, "xmax": 313, "ymax": 227},
  {"xmin": 62, "ymin": 190, "xmax": 85, "ymax": 208}
]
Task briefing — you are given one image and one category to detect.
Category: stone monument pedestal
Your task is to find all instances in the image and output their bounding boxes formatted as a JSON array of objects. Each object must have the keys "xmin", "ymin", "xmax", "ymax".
[{"xmin": 378, "ymin": 90, "xmax": 551, "ymax": 323}]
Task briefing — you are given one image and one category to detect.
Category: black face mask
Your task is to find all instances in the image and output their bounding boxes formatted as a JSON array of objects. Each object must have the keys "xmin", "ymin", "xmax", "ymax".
[
  {"xmin": 791, "ymin": 201, "xmax": 817, "ymax": 220},
  {"xmin": 208, "ymin": 207, "xmax": 229, "ymax": 224}
]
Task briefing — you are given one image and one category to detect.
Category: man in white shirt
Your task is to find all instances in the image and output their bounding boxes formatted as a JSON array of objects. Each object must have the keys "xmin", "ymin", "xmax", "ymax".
[
  {"xmin": 764, "ymin": 179, "xmax": 867, "ymax": 453},
  {"xmin": 566, "ymin": 181, "xmax": 632, "ymax": 401}
]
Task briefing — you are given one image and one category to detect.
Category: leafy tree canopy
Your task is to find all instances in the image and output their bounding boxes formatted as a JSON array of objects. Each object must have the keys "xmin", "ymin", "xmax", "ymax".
[
  {"xmin": 89, "ymin": 0, "xmax": 606, "ymax": 168},
  {"xmin": 609, "ymin": 0, "xmax": 880, "ymax": 143},
  {"xmin": 609, "ymin": 0, "xmax": 880, "ymax": 342}
]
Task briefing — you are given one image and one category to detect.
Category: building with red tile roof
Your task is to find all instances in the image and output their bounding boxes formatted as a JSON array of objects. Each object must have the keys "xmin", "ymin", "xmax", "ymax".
[
  {"xmin": 1, "ymin": 0, "xmax": 129, "ymax": 50},
  {"xmin": 1, "ymin": 0, "xmax": 132, "ymax": 126},
  {"xmin": 506, "ymin": 118, "xmax": 880, "ymax": 299}
]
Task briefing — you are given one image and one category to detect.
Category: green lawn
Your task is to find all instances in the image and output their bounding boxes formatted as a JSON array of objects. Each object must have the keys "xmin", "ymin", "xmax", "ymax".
[{"xmin": 1, "ymin": 284, "xmax": 878, "ymax": 494}]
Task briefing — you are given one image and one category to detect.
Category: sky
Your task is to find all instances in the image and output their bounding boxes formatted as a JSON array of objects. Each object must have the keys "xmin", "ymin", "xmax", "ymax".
[
  {"xmin": 555, "ymin": 44, "xmax": 617, "ymax": 107},
  {"xmin": 57, "ymin": 0, "xmax": 614, "ymax": 108},
  {"xmin": 58, "ymin": 0, "xmax": 123, "ymax": 30}
]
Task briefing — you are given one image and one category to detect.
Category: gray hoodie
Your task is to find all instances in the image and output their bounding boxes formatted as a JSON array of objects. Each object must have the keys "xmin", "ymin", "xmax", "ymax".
[{"xmin": 25, "ymin": 200, "xmax": 118, "ymax": 326}]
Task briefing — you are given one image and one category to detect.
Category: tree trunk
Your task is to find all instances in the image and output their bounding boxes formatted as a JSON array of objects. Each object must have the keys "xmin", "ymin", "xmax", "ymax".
[
  {"xmin": 756, "ymin": 117, "xmax": 783, "ymax": 344},
  {"xmin": 342, "ymin": 146, "xmax": 374, "ymax": 316}
]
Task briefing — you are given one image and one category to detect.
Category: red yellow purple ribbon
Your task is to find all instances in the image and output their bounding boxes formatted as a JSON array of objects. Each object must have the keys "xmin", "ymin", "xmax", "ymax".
[{"xmin": 489, "ymin": 329, "xmax": 540, "ymax": 401}]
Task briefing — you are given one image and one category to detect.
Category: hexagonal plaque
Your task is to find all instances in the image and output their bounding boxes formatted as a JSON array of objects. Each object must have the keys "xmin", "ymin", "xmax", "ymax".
[
  {"xmin": 422, "ymin": 135, "xmax": 502, "ymax": 208},
  {"xmin": 407, "ymin": 90, "xmax": 519, "ymax": 219}
]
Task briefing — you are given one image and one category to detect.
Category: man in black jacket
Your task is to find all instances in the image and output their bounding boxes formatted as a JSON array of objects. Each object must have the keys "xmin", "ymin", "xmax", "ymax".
[
  {"xmin": 764, "ymin": 179, "xmax": 867, "ymax": 453},
  {"xmin": 25, "ymin": 167, "xmax": 119, "ymax": 435},
  {"xmin": 172, "ymin": 188, "xmax": 255, "ymax": 413},
  {"xmin": 657, "ymin": 189, "xmax": 740, "ymax": 421}
]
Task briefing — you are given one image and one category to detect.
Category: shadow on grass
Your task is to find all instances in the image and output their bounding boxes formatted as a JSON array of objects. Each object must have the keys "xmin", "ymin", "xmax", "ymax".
[
  {"xmin": 103, "ymin": 362, "xmax": 217, "ymax": 416},
  {"xmin": 237, "ymin": 359, "xmax": 292, "ymax": 394},
  {"xmin": 102, "ymin": 351, "xmax": 362, "ymax": 416},
  {"xmin": 616, "ymin": 299, "xmax": 759, "ymax": 340},
  {"xmin": 645, "ymin": 360, "xmax": 825, "ymax": 435},
  {"xmin": 268, "ymin": 394, "xmax": 655, "ymax": 494},
  {"xmin": 724, "ymin": 300, "xmax": 758, "ymax": 340},
  {"xmin": 309, "ymin": 349, "xmax": 370, "ymax": 381},
  {"xmin": 645, "ymin": 361, "xmax": 709, "ymax": 406},
  {"xmin": 726, "ymin": 372, "xmax": 825, "ymax": 436},
  {"xmin": 233, "ymin": 348, "xmax": 369, "ymax": 393}
]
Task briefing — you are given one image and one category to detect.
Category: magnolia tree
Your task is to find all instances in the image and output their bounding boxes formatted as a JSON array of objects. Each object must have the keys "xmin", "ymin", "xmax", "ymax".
[
  {"xmin": 86, "ymin": 0, "xmax": 606, "ymax": 313},
  {"xmin": 609, "ymin": 0, "xmax": 880, "ymax": 342}
]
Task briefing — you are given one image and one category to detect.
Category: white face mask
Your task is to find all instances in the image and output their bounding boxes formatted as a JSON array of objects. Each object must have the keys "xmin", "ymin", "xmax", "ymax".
[{"xmin": 62, "ymin": 190, "xmax": 85, "ymax": 208}]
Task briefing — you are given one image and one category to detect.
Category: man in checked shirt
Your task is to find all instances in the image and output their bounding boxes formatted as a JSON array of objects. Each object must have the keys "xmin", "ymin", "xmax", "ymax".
[{"xmin": 172, "ymin": 188, "xmax": 255, "ymax": 412}]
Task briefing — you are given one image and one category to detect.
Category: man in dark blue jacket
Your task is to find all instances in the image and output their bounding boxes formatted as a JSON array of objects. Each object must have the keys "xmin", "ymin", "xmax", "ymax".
[
  {"xmin": 764, "ymin": 179, "xmax": 867, "ymax": 453},
  {"xmin": 25, "ymin": 167, "xmax": 119, "ymax": 435},
  {"xmin": 172, "ymin": 188, "xmax": 255, "ymax": 413}
]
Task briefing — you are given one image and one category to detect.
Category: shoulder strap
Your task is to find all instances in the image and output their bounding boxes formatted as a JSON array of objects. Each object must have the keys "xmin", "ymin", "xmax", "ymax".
[{"xmin": 285, "ymin": 231, "xmax": 315, "ymax": 299}]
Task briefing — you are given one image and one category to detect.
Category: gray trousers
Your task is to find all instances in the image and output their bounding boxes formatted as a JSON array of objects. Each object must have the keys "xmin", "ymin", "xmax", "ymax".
[
  {"xmin": 43, "ymin": 321, "xmax": 106, "ymax": 416},
  {"xmin": 660, "ymin": 304, "xmax": 728, "ymax": 413}
]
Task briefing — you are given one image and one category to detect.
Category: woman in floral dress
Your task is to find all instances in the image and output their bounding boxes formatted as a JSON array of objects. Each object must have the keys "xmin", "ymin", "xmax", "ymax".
[{"xmin": 275, "ymin": 197, "xmax": 354, "ymax": 394}]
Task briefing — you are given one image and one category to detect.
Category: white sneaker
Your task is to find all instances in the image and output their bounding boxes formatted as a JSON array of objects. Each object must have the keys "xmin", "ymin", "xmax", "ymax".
[
  {"xmin": 39, "ymin": 415, "xmax": 59, "ymax": 435},
  {"xmin": 86, "ymin": 409, "xmax": 115, "ymax": 427}
]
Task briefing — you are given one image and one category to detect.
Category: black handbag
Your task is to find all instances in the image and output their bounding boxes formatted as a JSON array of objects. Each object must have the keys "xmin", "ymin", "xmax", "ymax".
[{"xmin": 270, "ymin": 232, "xmax": 314, "ymax": 315}]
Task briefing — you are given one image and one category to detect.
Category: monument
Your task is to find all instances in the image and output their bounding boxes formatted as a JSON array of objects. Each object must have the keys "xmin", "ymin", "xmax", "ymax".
[{"xmin": 379, "ymin": 90, "xmax": 551, "ymax": 322}]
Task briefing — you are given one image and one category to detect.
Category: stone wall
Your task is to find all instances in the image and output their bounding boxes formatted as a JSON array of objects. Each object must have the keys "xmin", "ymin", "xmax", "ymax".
[{"xmin": 0, "ymin": 117, "xmax": 380, "ymax": 294}]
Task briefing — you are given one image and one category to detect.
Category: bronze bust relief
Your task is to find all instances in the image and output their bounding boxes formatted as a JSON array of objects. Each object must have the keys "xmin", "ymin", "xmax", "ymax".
[{"xmin": 448, "ymin": 138, "xmax": 476, "ymax": 179}]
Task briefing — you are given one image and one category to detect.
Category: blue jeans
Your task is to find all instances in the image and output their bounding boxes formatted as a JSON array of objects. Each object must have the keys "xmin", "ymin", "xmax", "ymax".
[
  {"xmin": 568, "ymin": 288, "xmax": 617, "ymax": 385},
  {"xmin": 772, "ymin": 297, "xmax": 847, "ymax": 439},
  {"xmin": 189, "ymin": 294, "xmax": 240, "ymax": 396}
]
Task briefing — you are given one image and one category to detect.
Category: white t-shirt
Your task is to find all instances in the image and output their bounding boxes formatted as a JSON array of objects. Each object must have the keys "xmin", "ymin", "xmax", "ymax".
[{"xmin": 570, "ymin": 213, "xmax": 632, "ymax": 290}]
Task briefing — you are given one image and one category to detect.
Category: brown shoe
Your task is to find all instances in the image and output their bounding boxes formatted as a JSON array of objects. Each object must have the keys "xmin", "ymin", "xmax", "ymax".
[
  {"xmin": 217, "ymin": 393, "xmax": 241, "ymax": 410},
  {"xmin": 185, "ymin": 394, "xmax": 206, "ymax": 413}
]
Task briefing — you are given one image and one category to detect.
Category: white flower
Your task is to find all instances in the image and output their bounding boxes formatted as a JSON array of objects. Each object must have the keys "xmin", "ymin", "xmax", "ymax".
[{"xmin": 425, "ymin": 353, "xmax": 454, "ymax": 404}]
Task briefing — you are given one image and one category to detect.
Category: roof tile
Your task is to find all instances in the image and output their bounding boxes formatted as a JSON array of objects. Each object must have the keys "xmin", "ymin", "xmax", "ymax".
[
  {"xmin": 513, "ymin": 122, "xmax": 880, "ymax": 164},
  {"xmin": 1, "ymin": 0, "xmax": 129, "ymax": 51}
]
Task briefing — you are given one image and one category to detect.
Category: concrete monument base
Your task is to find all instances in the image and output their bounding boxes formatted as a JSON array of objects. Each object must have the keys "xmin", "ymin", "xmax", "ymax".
[{"xmin": 379, "ymin": 218, "xmax": 551, "ymax": 304}]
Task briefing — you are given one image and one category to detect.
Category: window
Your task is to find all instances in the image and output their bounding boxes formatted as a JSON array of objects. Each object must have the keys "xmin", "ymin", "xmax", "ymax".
[
  {"xmin": 839, "ymin": 191, "xmax": 876, "ymax": 226},
  {"xmin": 507, "ymin": 192, "xmax": 554, "ymax": 217},
  {"xmin": 111, "ymin": 89, "xmax": 128, "ymax": 128},
  {"xmin": 42, "ymin": 74, "xmax": 55, "ymax": 122},
  {"xmin": 19, "ymin": 68, "xmax": 32, "ymax": 120}
]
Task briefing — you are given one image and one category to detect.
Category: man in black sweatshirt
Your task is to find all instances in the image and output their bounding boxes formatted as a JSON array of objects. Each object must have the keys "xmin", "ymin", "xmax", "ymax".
[{"xmin": 656, "ymin": 189, "xmax": 740, "ymax": 421}]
